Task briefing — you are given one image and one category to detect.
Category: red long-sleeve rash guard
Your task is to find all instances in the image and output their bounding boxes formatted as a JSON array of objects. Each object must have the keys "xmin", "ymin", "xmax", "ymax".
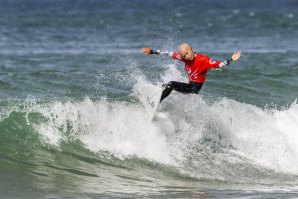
[{"xmin": 171, "ymin": 52, "xmax": 220, "ymax": 83}]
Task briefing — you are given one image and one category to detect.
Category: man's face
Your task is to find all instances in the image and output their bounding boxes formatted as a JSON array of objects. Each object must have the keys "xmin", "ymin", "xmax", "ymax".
[{"xmin": 179, "ymin": 45, "xmax": 195, "ymax": 61}]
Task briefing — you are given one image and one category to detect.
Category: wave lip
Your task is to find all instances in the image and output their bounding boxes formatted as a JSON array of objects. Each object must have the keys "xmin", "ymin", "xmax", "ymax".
[{"xmin": 1, "ymin": 96, "xmax": 298, "ymax": 186}]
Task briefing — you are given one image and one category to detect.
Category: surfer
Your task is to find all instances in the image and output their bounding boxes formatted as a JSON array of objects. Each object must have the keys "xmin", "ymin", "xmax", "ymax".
[{"xmin": 141, "ymin": 43, "xmax": 241, "ymax": 102}]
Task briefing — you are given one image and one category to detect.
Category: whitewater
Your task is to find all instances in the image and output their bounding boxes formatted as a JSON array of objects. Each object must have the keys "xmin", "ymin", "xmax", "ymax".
[{"xmin": 2, "ymin": 65, "xmax": 298, "ymax": 186}]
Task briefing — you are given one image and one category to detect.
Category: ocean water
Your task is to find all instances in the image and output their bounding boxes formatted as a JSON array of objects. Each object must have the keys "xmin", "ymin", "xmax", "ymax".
[{"xmin": 1, "ymin": 0, "xmax": 298, "ymax": 198}]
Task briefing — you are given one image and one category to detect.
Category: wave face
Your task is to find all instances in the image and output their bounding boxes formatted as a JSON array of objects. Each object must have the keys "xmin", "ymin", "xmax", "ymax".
[{"xmin": 1, "ymin": 96, "xmax": 298, "ymax": 191}]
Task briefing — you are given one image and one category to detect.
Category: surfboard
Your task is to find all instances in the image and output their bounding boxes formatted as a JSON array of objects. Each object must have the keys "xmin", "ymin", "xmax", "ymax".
[{"xmin": 136, "ymin": 84, "xmax": 163, "ymax": 121}]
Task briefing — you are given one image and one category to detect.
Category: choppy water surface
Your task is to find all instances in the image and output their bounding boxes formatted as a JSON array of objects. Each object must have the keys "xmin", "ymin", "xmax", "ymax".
[{"xmin": 1, "ymin": 0, "xmax": 298, "ymax": 198}]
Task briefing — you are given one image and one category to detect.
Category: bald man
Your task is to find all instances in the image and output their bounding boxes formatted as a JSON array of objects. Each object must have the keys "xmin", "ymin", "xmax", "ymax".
[{"xmin": 141, "ymin": 43, "xmax": 241, "ymax": 102}]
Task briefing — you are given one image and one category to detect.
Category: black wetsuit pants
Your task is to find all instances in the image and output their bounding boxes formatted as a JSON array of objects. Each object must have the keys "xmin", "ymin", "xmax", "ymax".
[{"xmin": 160, "ymin": 81, "xmax": 203, "ymax": 102}]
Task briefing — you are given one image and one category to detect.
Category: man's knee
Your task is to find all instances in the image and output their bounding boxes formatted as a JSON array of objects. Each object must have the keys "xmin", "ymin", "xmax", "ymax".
[
  {"xmin": 163, "ymin": 81, "xmax": 173, "ymax": 89},
  {"xmin": 191, "ymin": 84, "xmax": 202, "ymax": 94}
]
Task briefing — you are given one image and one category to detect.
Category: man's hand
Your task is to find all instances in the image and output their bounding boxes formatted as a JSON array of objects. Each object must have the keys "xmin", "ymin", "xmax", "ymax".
[
  {"xmin": 231, "ymin": 51, "xmax": 241, "ymax": 61},
  {"xmin": 141, "ymin": 47, "xmax": 151, "ymax": 55}
]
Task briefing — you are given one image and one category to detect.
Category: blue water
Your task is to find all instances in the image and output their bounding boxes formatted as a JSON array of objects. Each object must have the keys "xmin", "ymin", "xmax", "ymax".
[{"xmin": 1, "ymin": 0, "xmax": 298, "ymax": 198}]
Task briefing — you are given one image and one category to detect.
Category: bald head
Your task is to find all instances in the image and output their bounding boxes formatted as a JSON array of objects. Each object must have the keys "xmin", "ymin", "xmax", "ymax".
[
  {"xmin": 178, "ymin": 43, "xmax": 195, "ymax": 61},
  {"xmin": 179, "ymin": 43, "xmax": 192, "ymax": 52}
]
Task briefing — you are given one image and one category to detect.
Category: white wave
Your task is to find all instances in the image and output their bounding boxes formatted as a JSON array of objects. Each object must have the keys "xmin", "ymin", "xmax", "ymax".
[
  {"xmin": 30, "ymin": 98, "xmax": 175, "ymax": 165},
  {"xmin": 21, "ymin": 62, "xmax": 298, "ymax": 176},
  {"xmin": 166, "ymin": 94, "xmax": 298, "ymax": 175},
  {"xmin": 25, "ymin": 93, "xmax": 298, "ymax": 178},
  {"xmin": 215, "ymin": 98, "xmax": 298, "ymax": 173}
]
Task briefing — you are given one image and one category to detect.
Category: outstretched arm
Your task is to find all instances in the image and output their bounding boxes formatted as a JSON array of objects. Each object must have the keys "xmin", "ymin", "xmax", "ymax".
[
  {"xmin": 141, "ymin": 48, "xmax": 174, "ymax": 57},
  {"xmin": 218, "ymin": 51, "xmax": 241, "ymax": 68}
]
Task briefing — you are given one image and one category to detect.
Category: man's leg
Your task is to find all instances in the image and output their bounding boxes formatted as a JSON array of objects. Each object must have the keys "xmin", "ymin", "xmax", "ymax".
[{"xmin": 160, "ymin": 81, "xmax": 203, "ymax": 102}]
